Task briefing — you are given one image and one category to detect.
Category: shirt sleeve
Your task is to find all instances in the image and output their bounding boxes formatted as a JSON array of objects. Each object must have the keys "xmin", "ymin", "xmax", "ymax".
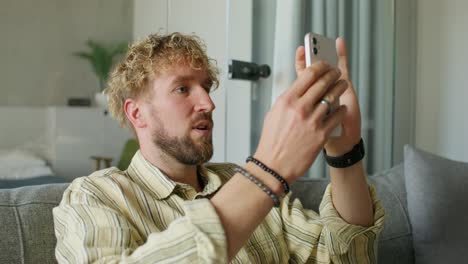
[
  {"xmin": 280, "ymin": 184, "xmax": 385, "ymax": 263},
  {"xmin": 53, "ymin": 187, "xmax": 227, "ymax": 264}
]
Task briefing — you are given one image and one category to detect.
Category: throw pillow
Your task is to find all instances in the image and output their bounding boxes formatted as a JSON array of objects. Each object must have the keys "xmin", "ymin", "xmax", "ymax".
[{"xmin": 404, "ymin": 145, "xmax": 468, "ymax": 264}]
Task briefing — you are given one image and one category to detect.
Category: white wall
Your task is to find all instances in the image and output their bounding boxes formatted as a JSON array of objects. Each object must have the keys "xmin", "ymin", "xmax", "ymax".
[
  {"xmin": 416, "ymin": 0, "xmax": 468, "ymax": 162},
  {"xmin": 0, "ymin": 107, "xmax": 49, "ymax": 152},
  {"xmin": 0, "ymin": 106, "xmax": 132, "ymax": 180},
  {"xmin": 48, "ymin": 108, "xmax": 131, "ymax": 180},
  {"xmin": 133, "ymin": 0, "xmax": 167, "ymax": 39},
  {"xmin": 0, "ymin": 0, "xmax": 133, "ymax": 106}
]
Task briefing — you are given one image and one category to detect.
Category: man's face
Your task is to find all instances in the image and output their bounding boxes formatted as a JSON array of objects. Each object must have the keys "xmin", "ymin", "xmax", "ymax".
[{"xmin": 144, "ymin": 63, "xmax": 216, "ymax": 165}]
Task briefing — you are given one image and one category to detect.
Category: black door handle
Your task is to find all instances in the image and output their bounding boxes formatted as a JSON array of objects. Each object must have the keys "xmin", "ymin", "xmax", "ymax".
[{"xmin": 228, "ymin": 60, "xmax": 271, "ymax": 81}]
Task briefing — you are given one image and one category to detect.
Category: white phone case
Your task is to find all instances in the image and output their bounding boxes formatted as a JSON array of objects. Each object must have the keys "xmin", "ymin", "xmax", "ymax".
[{"xmin": 304, "ymin": 32, "xmax": 341, "ymax": 138}]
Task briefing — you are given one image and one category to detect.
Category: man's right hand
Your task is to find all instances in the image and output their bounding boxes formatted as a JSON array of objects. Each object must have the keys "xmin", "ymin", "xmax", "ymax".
[
  {"xmin": 211, "ymin": 49, "xmax": 350, "ymax": 261},
  {"xmin": 253, "ymin": 58, "xmax": 348, "ymax": 184}
]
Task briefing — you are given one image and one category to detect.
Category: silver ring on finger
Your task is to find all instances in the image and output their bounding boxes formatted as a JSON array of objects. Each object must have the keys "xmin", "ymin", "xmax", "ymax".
[{"xmin": 320, "ymin": 99, "xmax": 333, "ymax": 116}]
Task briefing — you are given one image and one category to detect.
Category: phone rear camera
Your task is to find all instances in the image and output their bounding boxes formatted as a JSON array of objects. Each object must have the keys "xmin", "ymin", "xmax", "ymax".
[
  {"xmin": 313, "ymin": 47, "xmax": 318, "ymax": 55},
  {"xmin": 312, "ymin": 37, "xmax": 317, "ymax": 45}
]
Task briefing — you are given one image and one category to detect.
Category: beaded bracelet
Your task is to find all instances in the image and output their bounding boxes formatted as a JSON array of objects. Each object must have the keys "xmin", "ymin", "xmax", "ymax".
[
  {"xmin": 234, "ymin": 166, "xmax": 280, "ymax": 207},
  {"xmin": 246, "ymin": 156, "xmax": 289, "ymax": 194}
]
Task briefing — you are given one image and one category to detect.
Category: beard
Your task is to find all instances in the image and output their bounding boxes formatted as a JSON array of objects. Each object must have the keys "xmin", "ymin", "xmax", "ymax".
[{"xmin": 151, "ymin": 114, "xmax": 213, "ymax": 165}]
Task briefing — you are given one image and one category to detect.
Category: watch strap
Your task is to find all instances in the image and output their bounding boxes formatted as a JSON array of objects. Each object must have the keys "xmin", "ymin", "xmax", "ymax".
[{"xmin": 323, "ymin": 138, "xmax": 365, "ymax": 168}]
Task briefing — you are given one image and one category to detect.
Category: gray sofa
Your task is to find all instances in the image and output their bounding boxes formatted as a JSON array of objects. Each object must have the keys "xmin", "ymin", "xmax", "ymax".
[
  {"xmin": 2, "ymin": 145, "xmax": 465, "ymax": 263},
  {"xmin": 0, "ymin": 166, "xmax": 411, "ymax": 264}
]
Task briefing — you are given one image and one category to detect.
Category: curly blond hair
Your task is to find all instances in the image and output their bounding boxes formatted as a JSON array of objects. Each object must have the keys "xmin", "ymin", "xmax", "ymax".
[{"xmin": 105, "ymin": 32, "xmax": 220, "ymax": 128}]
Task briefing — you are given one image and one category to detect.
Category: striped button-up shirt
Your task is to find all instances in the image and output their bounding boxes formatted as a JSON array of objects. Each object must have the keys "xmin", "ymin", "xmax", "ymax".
[{"xmin": 53, "ymin": 150, "xmax": 385, "ymax": 263}]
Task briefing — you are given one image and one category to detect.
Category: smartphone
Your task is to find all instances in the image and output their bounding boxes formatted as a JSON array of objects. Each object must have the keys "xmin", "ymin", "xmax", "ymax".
[{"xmin": 304, "ymin": 32, "xmax": 341, "ymax": 138}]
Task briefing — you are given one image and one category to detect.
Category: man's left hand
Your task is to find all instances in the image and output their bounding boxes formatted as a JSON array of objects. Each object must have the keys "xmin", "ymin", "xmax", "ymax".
[{"xmin": 295, "ymin": 37, "xmax": 362, "ymax": 156}]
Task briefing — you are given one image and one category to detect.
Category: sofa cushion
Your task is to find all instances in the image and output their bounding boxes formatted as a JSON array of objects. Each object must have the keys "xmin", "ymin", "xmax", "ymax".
[
  {"xmin": 0, "ymin": 176, "xmax": 68, "ymax": 189},
  {"xmin": 368, "ymin": 164, "xmax": 414, "ymax": 264},
  {"xmin": 292, "ymin": 163, "xmax": 414, "ymax": 264},
  {"xmin": 0, "ymin": 183, "xmax": 69, "ymax": 264},
  {"xmin": 404, "ymin": 145, "xmax": 468, "ymax": 264}
]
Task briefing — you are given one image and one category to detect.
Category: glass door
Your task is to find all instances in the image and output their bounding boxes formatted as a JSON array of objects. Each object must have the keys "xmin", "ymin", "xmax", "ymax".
[{"xmin": 224, "ymin": 0, "xmax": 276, "ymax": 165}]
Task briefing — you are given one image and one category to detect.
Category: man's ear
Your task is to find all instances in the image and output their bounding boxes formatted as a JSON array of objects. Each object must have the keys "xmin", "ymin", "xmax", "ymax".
[{"xmin": 124, "ymin": 98, "xmax": 147, "ymax": 129}]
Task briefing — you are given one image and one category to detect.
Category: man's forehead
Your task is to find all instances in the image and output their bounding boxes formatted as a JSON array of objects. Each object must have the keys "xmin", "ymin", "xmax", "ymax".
[{"xmin": 156, "ymin": 65, "xmax": 209, "ymax": 82}]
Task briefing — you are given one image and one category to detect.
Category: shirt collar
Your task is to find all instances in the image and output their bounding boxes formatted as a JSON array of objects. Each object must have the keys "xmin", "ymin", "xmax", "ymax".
[{"xmin": 127, "ymin": 150, "xmax": 223, "ymax": 200}]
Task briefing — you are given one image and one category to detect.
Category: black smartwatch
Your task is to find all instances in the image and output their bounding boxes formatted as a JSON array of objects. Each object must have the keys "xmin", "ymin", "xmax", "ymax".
[{"xmin": 323, "ymin": 138, "xmax": 365, "ymax": 168}]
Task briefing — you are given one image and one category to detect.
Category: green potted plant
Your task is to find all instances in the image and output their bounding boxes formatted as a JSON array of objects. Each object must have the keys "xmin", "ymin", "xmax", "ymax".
[{"xmin": 74, "ymin": 40, "xmax": 128, "ymax": 107}]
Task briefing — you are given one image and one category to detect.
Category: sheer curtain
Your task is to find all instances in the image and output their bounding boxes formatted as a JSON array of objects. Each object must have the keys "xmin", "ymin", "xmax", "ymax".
[{"xmin": 270, "ymin": 0, "xmax": 396, "ymax": 178}]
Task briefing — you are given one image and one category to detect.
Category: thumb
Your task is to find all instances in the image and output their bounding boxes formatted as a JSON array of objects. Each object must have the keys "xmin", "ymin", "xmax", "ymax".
[
  {"xmin": 336, "ymin": 37, "xmax": 350, "ymax": 80},
  {"xmin": 295, "ymin": 46, "xmax": 306, "ymax": 76}
]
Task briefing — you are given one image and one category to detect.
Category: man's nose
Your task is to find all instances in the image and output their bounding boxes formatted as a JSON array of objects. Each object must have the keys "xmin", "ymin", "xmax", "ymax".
[{"xmin": 194, "ymin": 88, "xmax": 216, "ymax": 113}]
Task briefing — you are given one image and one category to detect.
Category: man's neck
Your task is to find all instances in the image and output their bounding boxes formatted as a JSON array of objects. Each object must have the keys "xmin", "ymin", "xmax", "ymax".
[{"xmin": 139, "ymin": 147, "xmax": 203, "ymax": 192}]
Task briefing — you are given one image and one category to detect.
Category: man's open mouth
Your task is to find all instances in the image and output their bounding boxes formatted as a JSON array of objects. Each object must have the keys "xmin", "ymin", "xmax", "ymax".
[{"xmin": 192, "ymin": 120, "xmax": 212, "ymax": 131}]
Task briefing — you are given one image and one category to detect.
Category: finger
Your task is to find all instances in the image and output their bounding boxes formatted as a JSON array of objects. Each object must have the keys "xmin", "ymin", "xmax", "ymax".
[
  {"xmin": 295, "ymin": 46, "xmax": 306, "ymax": 75},
  {"xmin": 310, "ymin": 80, "xmax": 348, "ymax": 121},
  {"xmin": 322, "ymin": 105, "xmax": 347, "ymax": 135},
  {"xmin": 299, "ymin": 67, "xmax": 341, "ymax": 109},
  {"xmin": 336, "ymin": 37, "xmax": 350, "ymax": 80},
  {"xmin": 287, "ymin": 61, "xmax": 331, "ymax": 98},
  {"xmin": 322, "ymin": 79, "xmax": 348, "ymax": 106}
]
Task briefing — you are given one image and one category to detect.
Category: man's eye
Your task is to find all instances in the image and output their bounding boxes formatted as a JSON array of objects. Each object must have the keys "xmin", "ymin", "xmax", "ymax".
[
  {"xmin": 203, "ymin": 86, "xmax": 212, "ymax": 93},
  {"xmin": 176, "ymin": 87, "xmax": 188, "ymax": 94}
]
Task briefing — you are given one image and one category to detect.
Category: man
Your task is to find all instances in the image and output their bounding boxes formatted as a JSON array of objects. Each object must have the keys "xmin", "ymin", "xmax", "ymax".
[{"xmin": 53, "ymin": 32, "xmax": 385, "ymax": 263}]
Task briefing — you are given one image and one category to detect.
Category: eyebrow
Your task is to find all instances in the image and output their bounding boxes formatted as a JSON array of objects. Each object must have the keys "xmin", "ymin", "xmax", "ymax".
[
  {"xmin": 171, "ymin": 76, "xmax": 193, "ymax": 84},
  {"xmin": 170, "ymin": 75, "xmax": 212, "ymax": 86}
]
